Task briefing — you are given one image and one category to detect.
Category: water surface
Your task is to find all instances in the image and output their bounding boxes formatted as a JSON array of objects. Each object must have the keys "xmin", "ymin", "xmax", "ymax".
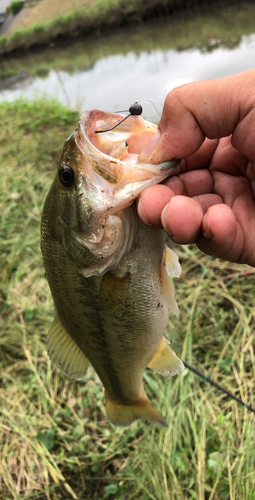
[{"xmin": 1, "ymin": 3, "xmax": 255, "ymax": 120}]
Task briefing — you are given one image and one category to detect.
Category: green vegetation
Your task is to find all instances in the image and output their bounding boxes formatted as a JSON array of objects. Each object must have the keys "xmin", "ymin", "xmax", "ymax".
[
  {"xmin": 1, "ymin": 1, "xmax": 255, "ymax": 80},
  {"xmin": 1, "ymin": 99, "xmax": 255, "ymax": 499},
  {"xmin": 7, "ymin": 0, "xmax": 24, "ymax": 15},
  {"xmin": 0, "ymin": 0, "xmax": 252, "ymax": 56}
]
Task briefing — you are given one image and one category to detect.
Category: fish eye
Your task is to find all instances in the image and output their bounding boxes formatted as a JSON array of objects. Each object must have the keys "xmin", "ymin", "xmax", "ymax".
[{"xmin": 59, "ymin": 166, "xmax": 75, "ymax": 187}]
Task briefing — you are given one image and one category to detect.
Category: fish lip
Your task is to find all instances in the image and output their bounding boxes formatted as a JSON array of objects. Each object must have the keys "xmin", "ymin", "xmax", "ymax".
[{"xmin": 77, "ymin": 118, "xmax": 127, "ymax": 165}]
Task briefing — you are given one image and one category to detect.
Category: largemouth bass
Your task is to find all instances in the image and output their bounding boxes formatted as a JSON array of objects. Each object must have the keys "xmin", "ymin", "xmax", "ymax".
[{"xmin": 41, "ymin": 108, "xmax": 184, "ymax": 427}]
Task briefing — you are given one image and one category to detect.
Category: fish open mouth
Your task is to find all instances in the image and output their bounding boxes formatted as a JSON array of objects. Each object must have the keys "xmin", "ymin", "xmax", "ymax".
[
  {"xmin": 77, "ymin": 109, "xmax": 160, "ymax": 165},
  {"xmin": 74, "ymin": 108, "xmax": 180, "ymax": 209}
]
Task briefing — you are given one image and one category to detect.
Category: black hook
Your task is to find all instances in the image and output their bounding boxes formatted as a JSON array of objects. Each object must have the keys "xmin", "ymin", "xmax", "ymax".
[{"xmin": 95, "ymin": 102, "xmax": 143, "ymax": 134}]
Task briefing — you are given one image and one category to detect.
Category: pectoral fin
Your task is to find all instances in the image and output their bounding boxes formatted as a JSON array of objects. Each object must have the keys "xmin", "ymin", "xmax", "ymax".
[
  {"xmin": 105, "ymin": 393, "xmax": 168, "ymax": 428},
  {"xmin": 47, "ymin": 317, "xmax": 90, "ymax": 380},
  {"xmin": 163, "ymin": 247, "xmax": 182, "ymax": 278},
  {"xmin": 160, "ymin": 263, "xmax": 179, "ymax": 316},
  {"xmin": 147, "ymin": 337, "xmax": 184, "ymax": 377}
]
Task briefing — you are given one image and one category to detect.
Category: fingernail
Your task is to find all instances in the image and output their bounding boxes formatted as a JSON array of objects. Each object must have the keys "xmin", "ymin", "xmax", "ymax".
[
  {"xmin": 138, "ymin": 130, "xmax": 160, "ymax": 162},
  {"xmin": 161, "ymin": 203, "xmax": 175, "ymax": 240},
  {"xmin": 137, "ymin": 196, "xmax": 152, "ymax": 226},
  {"xmin": 203, "ymin": 214, "xmax": 213, "ymax": 239}
]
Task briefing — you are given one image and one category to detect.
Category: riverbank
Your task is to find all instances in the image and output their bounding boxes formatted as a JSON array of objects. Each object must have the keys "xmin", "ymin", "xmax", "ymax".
[
  {"xmin": 0, "ymin": 8, "xmax": 27, "ymax": 37},
  {"xmin": 0, "ymin": 0, "xmax": 243, "ymax": 56}
]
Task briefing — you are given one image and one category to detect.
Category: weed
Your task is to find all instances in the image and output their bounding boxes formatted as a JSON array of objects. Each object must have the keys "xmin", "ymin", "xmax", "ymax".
[
  {"xmin": 0, "ymin": 1, "xmax": 255, "ymax": 82},
  {"xmin": 1, "ymin": 99, "xmax": 255, "ymax": 499},
  {"xmin": 1, "ymin": 0, "xmax": 253, "ymax": 56},
  {"xmin": 7, "ymin": 0, "xmax": 24, "ymax": 15}
]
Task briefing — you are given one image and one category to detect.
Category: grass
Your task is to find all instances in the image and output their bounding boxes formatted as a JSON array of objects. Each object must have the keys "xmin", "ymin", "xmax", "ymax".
[
  {"xmin": 0, "ymin": 0, "xmax": 135, "ymax": 55},
  {"xmin": 16, "ymin": 0, "xmax": 102, "ymax": 26},
  {"xmin": 0, "ymin": 0, "xmax": 253, "ymax": 56},
  {"xmin": 1, "ymin": 98, "xmax": 255, "ymax": 499},
  {"xmin": 2, "ymin": 1, "xmax": 255, "ymax": 81}
]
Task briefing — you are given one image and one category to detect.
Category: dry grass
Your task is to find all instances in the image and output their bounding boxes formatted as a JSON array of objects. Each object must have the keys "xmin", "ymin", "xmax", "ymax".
[
  {"xmin": 1, "ymin": 98, "xmax": 255, "ymax": 499},
  {"xmin": 16, "ymin": 0, "xmax": 99, "ymax": 29}
]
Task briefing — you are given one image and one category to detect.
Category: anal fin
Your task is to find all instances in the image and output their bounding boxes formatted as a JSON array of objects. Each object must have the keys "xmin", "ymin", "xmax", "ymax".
[
  {"xmin": 105, "ymin": 393, "xmax": 168, "ymax": 428},
  {"xmin": 47, "ymin": 317, "xmax": 90, "ymax": 380},
  {"xmin": 147, "ymin": 337, "xmax": 184, "ymax": 377}
]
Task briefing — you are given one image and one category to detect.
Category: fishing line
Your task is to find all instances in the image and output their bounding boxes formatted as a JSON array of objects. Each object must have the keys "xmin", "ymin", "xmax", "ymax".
[
  {"xmin": 141, "ymin": 99, "xmax": 161, "ymax": 118},
  {"xmin": 183, "ymin": 361, "xmax": 255, "ymax": 414}
]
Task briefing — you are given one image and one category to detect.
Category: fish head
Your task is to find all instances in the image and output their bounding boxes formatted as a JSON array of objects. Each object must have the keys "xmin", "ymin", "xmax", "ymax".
[
  {"xmin": 42, "ymin": 109, "xmax": 180, "ymax": 275},
  {"xmin": 54, "ymin": 132, "xmax": 92, "ymax": 233}
]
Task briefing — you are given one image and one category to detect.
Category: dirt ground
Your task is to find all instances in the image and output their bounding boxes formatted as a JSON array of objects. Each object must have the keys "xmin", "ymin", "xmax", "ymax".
[{"xmin": 0, "ymin": 9, "xmax": 28, "ymax": 36}]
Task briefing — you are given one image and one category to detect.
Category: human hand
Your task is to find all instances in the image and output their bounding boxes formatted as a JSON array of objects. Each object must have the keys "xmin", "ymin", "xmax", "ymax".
[{"xmin": 137, "ymin": 70, "xmax": 255, "ymax": 267}]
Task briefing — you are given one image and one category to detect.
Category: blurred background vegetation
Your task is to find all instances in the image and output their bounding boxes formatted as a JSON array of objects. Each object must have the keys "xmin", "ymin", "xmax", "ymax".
[{"xmin": 0, "ymin": 0, "xmax": 254, "ymax": 55}]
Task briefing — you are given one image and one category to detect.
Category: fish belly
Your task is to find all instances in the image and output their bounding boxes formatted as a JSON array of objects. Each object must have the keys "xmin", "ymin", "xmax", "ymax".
[{"xmin": 42, "ymin": 209, "xmax": 181, "ymax": 427}]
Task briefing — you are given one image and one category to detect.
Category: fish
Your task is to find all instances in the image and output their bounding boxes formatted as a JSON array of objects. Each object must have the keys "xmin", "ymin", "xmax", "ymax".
[{"xmin": 41, "ymin": 108, "xmax": 185, "ymax": 428}]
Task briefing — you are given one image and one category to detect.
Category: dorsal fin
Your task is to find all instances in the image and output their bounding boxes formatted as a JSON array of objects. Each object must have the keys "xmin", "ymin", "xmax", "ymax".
[{"xmin": 47, "ymin": 317, "xmax": 90, "ymax": 380}]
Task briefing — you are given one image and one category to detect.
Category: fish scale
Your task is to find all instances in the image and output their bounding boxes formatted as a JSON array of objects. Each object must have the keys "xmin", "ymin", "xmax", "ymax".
[{"xmin": 41, "ymin": 109, "xmax": 184, "ymax": 427}]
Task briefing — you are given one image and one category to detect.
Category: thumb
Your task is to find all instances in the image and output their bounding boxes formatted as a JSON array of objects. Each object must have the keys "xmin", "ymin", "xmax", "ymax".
[{"xmin": 139, "ymin": 70, "xmax": 255, "ymax": 164}]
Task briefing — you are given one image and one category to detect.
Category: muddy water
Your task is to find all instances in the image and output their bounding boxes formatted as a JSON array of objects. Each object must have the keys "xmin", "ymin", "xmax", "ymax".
[{"xmin": 0, "ymin": 3, "xmax": 255, "ymax": 121}]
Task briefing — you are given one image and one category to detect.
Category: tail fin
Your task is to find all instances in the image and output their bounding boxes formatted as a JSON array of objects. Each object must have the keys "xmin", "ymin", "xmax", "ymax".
[{"xmin": 105, "ymin": 393, "xmax": 168, "ymax": 428}]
